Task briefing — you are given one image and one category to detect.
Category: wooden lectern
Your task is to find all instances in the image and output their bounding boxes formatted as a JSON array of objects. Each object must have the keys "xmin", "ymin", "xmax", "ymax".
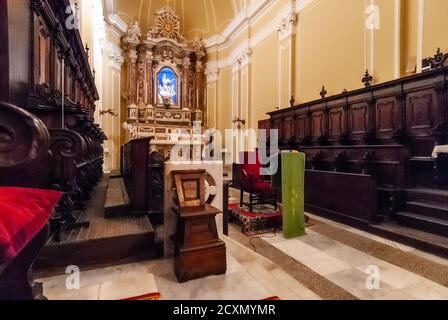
[{"xmin": 171, "ymin": 170, "xmax": 226, "ymax": 283}]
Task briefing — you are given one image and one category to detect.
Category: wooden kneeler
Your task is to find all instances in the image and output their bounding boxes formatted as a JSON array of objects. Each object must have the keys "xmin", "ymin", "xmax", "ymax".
[{"xmin": 171, "ymin": 170, "xmax": 226, "ymax": 283}]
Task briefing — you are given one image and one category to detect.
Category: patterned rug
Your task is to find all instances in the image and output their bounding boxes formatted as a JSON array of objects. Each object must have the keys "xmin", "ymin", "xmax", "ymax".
[{"xmin": 228, "ymin": 203, "xmax": 283, "ymax": 236}]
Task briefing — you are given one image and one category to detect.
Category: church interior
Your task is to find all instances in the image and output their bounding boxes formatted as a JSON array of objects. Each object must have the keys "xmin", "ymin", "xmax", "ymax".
[{"xmin": 2, "ymin": 0, "xmax": 448, "ymax": 301}]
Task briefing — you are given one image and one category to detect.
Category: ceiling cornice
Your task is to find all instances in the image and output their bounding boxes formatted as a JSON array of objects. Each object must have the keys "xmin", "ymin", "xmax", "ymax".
[
  {"xmin": 102, "ymin": 0, "xmax": 314, "ymax": 52},
  {"xmin": 103, "ymin": 0, "xmax": 128, "ymax": 35}
]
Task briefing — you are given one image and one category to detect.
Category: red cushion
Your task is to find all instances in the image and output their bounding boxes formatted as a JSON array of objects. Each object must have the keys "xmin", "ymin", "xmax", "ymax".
[
  {"xmin": 0, "ymin": 187, "xmax": 62, "ymax": 265},
  {"xmin": 242, "ymin": 180, "xmax": 273, "ymax": 193},
  {"xmin": 240, "ymin": 151, "xmax": 263, "ymax": 179}
]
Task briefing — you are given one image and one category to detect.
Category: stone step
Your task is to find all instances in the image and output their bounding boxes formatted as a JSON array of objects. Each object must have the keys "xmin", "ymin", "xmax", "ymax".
[
  {"xmin": 406, "ymin": 201, "xmax": 448, "ymax": 221},
  {"xmin": 397, "ymin": 211, "xmax": 448, "ymax": 237},
  {"xmin": 370, "ymin": 221, "xmax": 448, "ymax": 258},
  {"xmin": 405, "ymin": 188, "xmax": 448, "ymax": 206}
]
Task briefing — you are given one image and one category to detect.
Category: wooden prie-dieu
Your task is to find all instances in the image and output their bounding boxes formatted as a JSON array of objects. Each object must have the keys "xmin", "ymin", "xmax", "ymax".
[
  {"xmin": 0, "ymin": 0, "xmax": 106, "ymax": 238},
  {"xmin": 267, "ymin": 50, "xmax": 448, "ymax": 238},
  {"xmin": 171, "ymin": 170, "xmax": 226, "ymax": 283}
]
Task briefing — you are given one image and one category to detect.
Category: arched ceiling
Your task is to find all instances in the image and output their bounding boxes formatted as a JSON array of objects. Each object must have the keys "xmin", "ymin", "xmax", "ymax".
[{"xmin": 114, "ymin": 0, "xmax": 255, "ymax": 39}]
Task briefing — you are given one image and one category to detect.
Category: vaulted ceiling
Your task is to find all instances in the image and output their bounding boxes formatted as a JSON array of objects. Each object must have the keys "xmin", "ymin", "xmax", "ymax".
[{"xmin": 114, "ymin": 0, "xmax": 255, "ymax": 39}]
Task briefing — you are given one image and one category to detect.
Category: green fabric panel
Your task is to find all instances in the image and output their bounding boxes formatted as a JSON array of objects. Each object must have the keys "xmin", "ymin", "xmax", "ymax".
[{"xmin": 281, "ymin": 151, "xmax": 306, "ymax": 238}]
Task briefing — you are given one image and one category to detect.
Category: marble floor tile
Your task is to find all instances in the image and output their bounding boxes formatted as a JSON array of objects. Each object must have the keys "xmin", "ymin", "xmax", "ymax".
[
  {"xmin": 44, "ymin": 284, "xmax": 101, "ymax": 301},
  {"xmin": 99, "ymin": 274, "xmax": 158, "ymax": 300},
  {"xmin": 325, "ymin": 245, "xmax": 391, "ymax": 270},
  {"xmin": 326, "ymin": 268, "xmax": 399, "ymax": 300},
  {"xmin": 298, "ymin": 230, "xmax": 346, "ymax": 252},
  {"xmin": 296, "ymin": 252, "xmax": 353, "ymax": 276},
  {"xmin": 373, "ymin": 289, "xmax": 416, "ymax": 300},
  {"xmin": 269, "ymin": 268, "xmax": 322, "ymax": 300},
  {"xmin": 402, "ymin": 280, "xmax": 448, "ymax": 300},
  {"xmin": 270, "ymin": 239, "xmax": 352, "ymax": 276},
  {"xmin": 378, "ymin": 268, "xmax": 424, "ymax": 290}
]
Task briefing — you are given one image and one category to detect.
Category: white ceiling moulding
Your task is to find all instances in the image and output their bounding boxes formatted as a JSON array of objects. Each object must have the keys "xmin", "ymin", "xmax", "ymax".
[
  {"xmin": 102, "ymin": 0, "xmax": 314, "ymax": 57},
  {"xmin": 103, "ymin": 0, "xmax": 127, "ymax": 35},
  {"xmin": 204, "ymin": 0, "xmax": 276, "ymax": 52}
]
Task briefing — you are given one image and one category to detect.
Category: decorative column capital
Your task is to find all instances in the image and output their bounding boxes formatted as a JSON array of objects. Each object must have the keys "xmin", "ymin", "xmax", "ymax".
[
  {"xmin": 277, "ymin": 12, "xmax": 297, "ymax": 41},
  {"xmin": 183, "ymin": 57, "xmax": 191, "ymax": 69},
  {"xmin": 196, "ymin": 61, "xmax": 203, "ymax": 72},
  {"xmin": 231, "ymin": 48, "xmax": 252, "ymax": 71},
  {"xmin": 231, "ymin": 59, "xmax": 240, "ymax": 73},
  {"xmin": 239, "ymin": 49, "xmax": 252, "ymax": 68},
  {"xmin": 145, "ymin": 51, "xmax": 153, "ymax": 63},
  {"xmin": 128, "ymin": 50, "xmax": 138, "ymax": 64},
  {"xmin": 103, "ymin": 42, "xmax": 124, "ymax": 70},
  {"xmin": 205, "ymin": 68, "xmax": 219, "ymax": 83}
]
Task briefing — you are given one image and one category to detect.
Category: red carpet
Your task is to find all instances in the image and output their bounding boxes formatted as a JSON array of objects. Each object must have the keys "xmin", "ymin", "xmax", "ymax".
[
  {"xmin": 228, "ymin": 203, "xmax": 282, "ymax": 236},
  {"xmin": 122, "ymin": 292, "xmax": 162, "ymax": 300}
]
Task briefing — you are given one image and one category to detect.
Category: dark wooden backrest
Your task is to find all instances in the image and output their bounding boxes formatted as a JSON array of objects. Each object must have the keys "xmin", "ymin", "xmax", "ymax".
[{"xmin": 0, "ymin": 102, "xmax": 50, "ymax": 187}]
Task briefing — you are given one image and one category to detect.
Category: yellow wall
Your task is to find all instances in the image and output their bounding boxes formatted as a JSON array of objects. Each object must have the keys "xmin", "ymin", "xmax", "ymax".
[
  {"xmin": 252, "ymin": 32, "xmax": 279, "ymax": 125},
  {"xmin": 296, "ymin": 0, "xmax": 366, "ymax": 102},
  {"xmin": 208, "ymin": 0, "xmax": 448, "ymax": 135},
  {"xmin": 423, "ymin": 0, "xmax": 448, "ymax": 57},
  {"xmin": 217, "ymin": 67, "xmax": 232, "ymax": 134}
]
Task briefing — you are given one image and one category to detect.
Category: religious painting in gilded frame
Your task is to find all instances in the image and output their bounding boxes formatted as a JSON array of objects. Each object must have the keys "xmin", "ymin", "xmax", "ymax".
[{"xmin": 156, "ymin": 66, "xmax": 179, "ymax": 108}]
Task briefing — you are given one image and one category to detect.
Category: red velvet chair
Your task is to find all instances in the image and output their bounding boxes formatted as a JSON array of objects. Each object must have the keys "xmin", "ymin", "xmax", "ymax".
[{"xmin": 239, "ymin": 151, "xmax": 278, "ymax": 212}]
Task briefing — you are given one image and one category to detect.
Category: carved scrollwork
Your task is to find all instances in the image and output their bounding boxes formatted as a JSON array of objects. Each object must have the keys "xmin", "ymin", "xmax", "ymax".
[
  {"xmin": 0, "ymin": 102, "xmax": 49, "ymax": 169},
  {"xmin": 423, "ymin": 48, "xmax": 448, "ymax": 70},
  {"xmin": 49, "ymin": 129, "xmax": 86, "ymax": 160}
]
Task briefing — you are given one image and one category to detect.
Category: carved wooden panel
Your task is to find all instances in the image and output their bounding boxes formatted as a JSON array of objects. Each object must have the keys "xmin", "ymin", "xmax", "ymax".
[
  {"xmin": 296, "ymin": 114, "xmax": 308, "ymax": 139},
  {"xmin": 311, "ymin": 111, "xmax": 325, "ymax": 139},
  {"xmin": 349, "ymin": 104, "xmax": 368, "ymax": 137},
  {"xmin": 329, "ymin": 108, "xmax": 343, "ymax": 139},
  {"xmin": 406, "ymin": 91, "xmax": 434, "ymax": 131},
  {"xmin": 272, "ymin": 119, "xmax": 283, "ymax": 138},
  {"xmin": 376, "ymin": 101, "xmax": 396, "ymax": 134},
  {"xmin": 283, "ymin": 117, "xmax": 294, "ymax": 140},
  {"xmin": 258, "ymin": 119, "xmax": 271, "ymax": 131},
  {"xmin": 36, "ymin": 19, "xmax": 50, "ymax": 85}
]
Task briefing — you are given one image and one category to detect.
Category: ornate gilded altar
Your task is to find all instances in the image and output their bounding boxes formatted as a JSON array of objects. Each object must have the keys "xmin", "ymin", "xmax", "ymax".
[{"xmin": 122, "ymin": 7, "xmax": 207, "ymax": 158}]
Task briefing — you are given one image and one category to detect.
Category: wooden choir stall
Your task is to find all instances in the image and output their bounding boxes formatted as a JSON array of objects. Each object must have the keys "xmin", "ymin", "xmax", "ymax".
[
  {"xmin": 0, "ymin": 0, "xmax": 106, "ymax": 274},
  {"xmin": 0, "ymin": 102, "xmax": 62, "ymax": 300},
  {"xmin": 266, "ymin": 51, "xmax": 448, "ymax": 241}
]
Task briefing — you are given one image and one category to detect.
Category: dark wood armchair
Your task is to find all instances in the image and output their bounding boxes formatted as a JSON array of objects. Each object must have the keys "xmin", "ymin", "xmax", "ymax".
[{"xmin": 239, "ymin": 151, "xmax": 278, "ymax": 212}]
